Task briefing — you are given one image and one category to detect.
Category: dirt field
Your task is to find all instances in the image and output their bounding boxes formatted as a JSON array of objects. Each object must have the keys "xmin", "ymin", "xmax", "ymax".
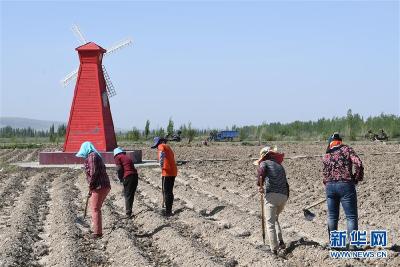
[{"xmin": 0, "ymin": 142, "xmax": 399, "ymax": 266}]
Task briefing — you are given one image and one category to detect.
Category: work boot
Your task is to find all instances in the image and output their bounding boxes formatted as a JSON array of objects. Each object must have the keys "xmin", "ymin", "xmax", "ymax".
[
  {"xmin": 279, "ymin": 240, "xmax": 286, "ymax": 250},
  {"xmin": 162, "ymin": 210, "xmax": 173, "ymax": 217},
  {"xmin": 91, "ymin": 233, "xmax": 103, "ymax": 239}
]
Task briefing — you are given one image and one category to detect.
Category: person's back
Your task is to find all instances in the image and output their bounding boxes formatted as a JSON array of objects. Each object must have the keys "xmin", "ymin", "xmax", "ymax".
[
  {"xmin": 255, "ymin": 147, "xmax": 288, "ymax": 255},
  {"xmin": 322, "ymin": 133, "xmax": 364, "ymax": 250},
  {"xmin": 259, "ymin": 160, "xmax": 288, "ymax": 196},
  {"xmin": 113, "ymin": 147, "xmax": 139, "ymax": 218},
  {"xmin": 322, "ymin": 145, "xmax": 363, "ymax": 184},
  {"xmin": 158, "ymin": 143, "xmax": 177, "ymax": 177},
  {"xmin": 114, "ymin": 152, "xmax": 137, "ymax": 178},
  {"xmin": 85, "ymin": 152, "xmax": 111, "ymax": 190}
]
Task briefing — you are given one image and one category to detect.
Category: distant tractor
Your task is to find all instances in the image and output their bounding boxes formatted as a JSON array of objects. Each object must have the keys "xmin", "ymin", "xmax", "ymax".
[
  {"xmin": 165, "ymin": 130, "xmax": 182, "ymax": 142},
  {"xmin": 365, "ymin": 129, "xmax": 389, "ymax": 142},
  {"xmin": 209, "ymin": 130, "xmax": 239, "ymax": 142}
]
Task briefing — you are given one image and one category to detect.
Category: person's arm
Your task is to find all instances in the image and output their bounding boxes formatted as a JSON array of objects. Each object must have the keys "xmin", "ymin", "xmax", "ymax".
[
  {"xmin": 116, "ymin": 165, "xmax": 124, "ymax": 182},
  {"xmin": 349, "ymin": 148, "xmax": 364, "ymax": 183},
  {"xmin": 114, "ymin": 156, "xmax": 124, "ymax": 182},
  {"xmin": 87, "ymin": 153, "xmax": 97, "ymax": 190},
  {"xmin": 159, "ymin": 151, "xmax": 165, "ymax": 169},
  {"xmin": 257, "ymin": 163, "xmax": 266, "ymax": 193}
]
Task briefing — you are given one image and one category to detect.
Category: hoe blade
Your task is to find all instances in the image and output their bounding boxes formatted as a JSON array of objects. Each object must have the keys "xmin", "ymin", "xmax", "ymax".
[{"xmin": 303, "ymin": 209, "xmax": 316, "ymax": 221}]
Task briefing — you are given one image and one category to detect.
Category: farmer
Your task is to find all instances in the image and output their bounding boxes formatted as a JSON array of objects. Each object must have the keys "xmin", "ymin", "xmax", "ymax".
[
  {"xmin": 255, "ymin": 146, "xmax": 289, "ymax": 255},
  {"xmin": 151, "ymin": 137, "xmax": 178, "ymax": 217},
  {"xmin": 113, "ymin": 147, "xmax": 139, "ymax": 219},
  {"xmin": 322, "ymin": 133, "xmax": 364, "ymax": 248},
  {"xmin": 76, "ymin": 141, "xmax": 111, "ymax": 239}
]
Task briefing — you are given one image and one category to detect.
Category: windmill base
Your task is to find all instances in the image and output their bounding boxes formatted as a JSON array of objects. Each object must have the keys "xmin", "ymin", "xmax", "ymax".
[{"xmin": 39, "ymin": 150, "xmax": 142, "ymax": 165}]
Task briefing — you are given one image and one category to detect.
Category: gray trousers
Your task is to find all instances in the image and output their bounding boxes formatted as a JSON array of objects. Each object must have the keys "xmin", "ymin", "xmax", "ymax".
[{"xmin": 265, "ymin": 192, "xmax": 288, "ymax": 251}]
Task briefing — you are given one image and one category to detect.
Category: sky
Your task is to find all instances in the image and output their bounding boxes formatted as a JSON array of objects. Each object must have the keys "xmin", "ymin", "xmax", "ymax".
[{"xmin": 0, "ymin": 0, "xmax": 399, "ymax": 130}]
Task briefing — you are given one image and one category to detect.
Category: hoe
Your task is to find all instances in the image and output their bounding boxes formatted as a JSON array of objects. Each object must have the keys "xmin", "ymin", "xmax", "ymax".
[{"xmin": 303, "ymin": 199, "xmax": 326, "ymax": 221}]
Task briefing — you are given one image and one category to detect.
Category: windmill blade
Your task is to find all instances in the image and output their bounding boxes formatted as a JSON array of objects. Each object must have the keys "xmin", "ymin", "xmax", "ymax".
[
  {"xmin": 102, "ymin": 65, "xmax": 117, "ymax": 97},
  {"xmin": 71, "ymin": 24, "xmax": 87, "ymax": 44},
  {"xmin": 105, "ymin": 39, "xmax": 132, "ymax": 56},
  {"xmin": 60, "ymin": 68, "xmax": 78, "ymax": 87}
]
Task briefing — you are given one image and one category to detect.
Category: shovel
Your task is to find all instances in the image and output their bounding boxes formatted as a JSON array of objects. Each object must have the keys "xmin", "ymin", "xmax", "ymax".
[{"xmin": 303, "ymin": 198, "xmax": 326, "ymax": 221}]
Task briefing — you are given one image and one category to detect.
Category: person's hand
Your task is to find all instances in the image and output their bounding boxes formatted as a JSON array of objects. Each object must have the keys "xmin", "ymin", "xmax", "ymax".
[{"xmin": 258, "ymin": 186, "xmax": 264, "ymax": 194}]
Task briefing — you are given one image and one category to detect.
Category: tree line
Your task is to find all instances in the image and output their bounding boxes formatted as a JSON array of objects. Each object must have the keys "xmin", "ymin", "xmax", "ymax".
[
  {"xmin": 118, "ymin": 118, "xmax": 200, "ymax": 142},
  {"xmin": 236, "ymin": 110, "xmax": 400, "ymax": 141},
  {"xmin": 1, "ymin": 111, "xmax": 399, "ymax": 142},
  {"xmin": 0, "ymin": 124, "xmax": 66, "ymax": 140}
]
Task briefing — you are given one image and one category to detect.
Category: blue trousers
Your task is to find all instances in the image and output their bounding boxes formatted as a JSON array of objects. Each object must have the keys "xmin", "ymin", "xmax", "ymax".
[{"xmin": 325, "ymin": 181, "xmax": 358, "ymax": 239}]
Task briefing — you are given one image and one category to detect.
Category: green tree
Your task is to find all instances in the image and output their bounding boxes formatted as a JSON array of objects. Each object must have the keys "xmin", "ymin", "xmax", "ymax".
[
  {"xmin": 144, "ymin": 120, "xmax": 150, "ymax": 139},
  {"xmin": 167, "ymin": 117, "xmax": 174, "ymax": 136},
  {"xmin": 155, "ymin": 127, "xmax": 165, "ymax": 138},
  {"xmin": 347, "ymin": 109, "xmax": 356, "ymax": 141},
  {"xmin": 187, "ymin": 122, "xmax": 196, "ymax": 143},
  {"xmin": 49, "ymin": 124, "xmax": 56, "ymax": 142},
  {"xmin": 239, "ymin": 128, "xmax": 248, "ymax": 141},
  {"xmin": 57, "ymin": 124, "xmax": 66, "ymax": 138},
  {"xmin": 127, "ymin": 128, "xmax": 141, "ymax": 141}
]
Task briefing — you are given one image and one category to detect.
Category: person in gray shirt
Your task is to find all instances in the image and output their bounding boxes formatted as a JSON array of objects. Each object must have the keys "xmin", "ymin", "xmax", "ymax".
[{"xmin": 255, "ymin": 146, "xmax": 289, "ymax": 254}]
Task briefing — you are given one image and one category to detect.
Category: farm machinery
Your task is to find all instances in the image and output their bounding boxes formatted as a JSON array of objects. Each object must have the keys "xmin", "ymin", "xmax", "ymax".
[
  {"xmin": 208, "ymin": 130, "xmax": 239, "ymax": 142},
  {"xmin": 365, "ymin": 129, "xmax": 389, "ymax": 142},
  {"xmin": 165, "ymin": 130, "xmax": 182, "ymax": 142}
]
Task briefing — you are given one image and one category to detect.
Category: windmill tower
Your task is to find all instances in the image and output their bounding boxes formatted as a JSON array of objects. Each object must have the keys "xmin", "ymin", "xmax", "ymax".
[
  {"xmin": 39, "ymin": 25, "xmax": 142, "ymax": 165},
  {"xmin": 62, "ymin": 24, "xmax": 131, "ymax": 152}
]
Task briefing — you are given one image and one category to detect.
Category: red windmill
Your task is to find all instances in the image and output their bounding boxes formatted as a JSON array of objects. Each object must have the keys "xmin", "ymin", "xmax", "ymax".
[
  {"xmin": 63, "ymin": 42, "xmax": 117, "ymax": 152},
  {"xmin": 39, "ymin": 24, "xmax": 141, "ymax": 164}
]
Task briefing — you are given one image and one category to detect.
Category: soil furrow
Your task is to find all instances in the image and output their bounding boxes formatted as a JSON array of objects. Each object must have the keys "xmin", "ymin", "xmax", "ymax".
[
  {"xmin": 0, "ymin": 149, "xmax": 12, "ymax": 157},
  {"xmin": 6, "ymin": 149, "xmax": 29, "ymax": 163},
  {"xmin": 110, "ymin": 181, "xmax": 223, "ymax": 267},
  {"xmin": 0, "ymin": 149, "xmax": 15, "ymax": 163},
  {"xmin": 103, "ymin": 195, "xmax": 169, "ymax": 267},
  {"xmin": 0, "ymin": 173, "xmax": 52, "ymax": 266},
  {"xmin": 140, "ymin": 169, "xmax": 312, "ymax": 246},
  {"xmin": 39, "ymin": 170, "xmax": 108, "ymax": 267},
  {"xmin": 23, "ymin": 149, "xmax": 40, "ymax": 162},
  {"xmin": 139, "ymin": 168, "xmax": 378, "ymax": 266},
  {"xmin": 136, "ymin": 175, "xmax": 284, "ymax": 266},
  {"xmin": 75, "ymin": 172, "xmax": 161, "ymax": 267},
  {"xmin": 134, "ymin": 193, "xmax": 227, "ymax": 266},
  {"xmin": 0, "ymin": 169, "xmax": 37, "ymax": 218}
]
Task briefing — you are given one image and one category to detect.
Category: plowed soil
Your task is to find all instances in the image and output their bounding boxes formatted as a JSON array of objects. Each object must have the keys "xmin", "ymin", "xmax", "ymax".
[{"xmin": 0, "ymin": 142, "xmax": 399, "ymax": 266}]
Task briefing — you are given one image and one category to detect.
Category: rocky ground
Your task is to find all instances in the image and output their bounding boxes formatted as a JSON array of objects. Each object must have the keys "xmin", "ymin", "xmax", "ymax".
[{"xmin": 0, "ymin": 141, "xmax": 399, "ymax": 266}]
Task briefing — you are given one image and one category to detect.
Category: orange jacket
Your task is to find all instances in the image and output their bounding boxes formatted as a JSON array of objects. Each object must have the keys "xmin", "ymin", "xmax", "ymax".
[{"xmin": 157, "ymin": 143, "xmax": 178, "ymax": 177}]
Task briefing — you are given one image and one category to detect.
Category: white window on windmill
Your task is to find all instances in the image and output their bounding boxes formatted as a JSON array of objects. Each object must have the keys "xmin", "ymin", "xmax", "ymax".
[{"xmin": 102, "ymin": 91, "xmax": 109, "ymax": 108}]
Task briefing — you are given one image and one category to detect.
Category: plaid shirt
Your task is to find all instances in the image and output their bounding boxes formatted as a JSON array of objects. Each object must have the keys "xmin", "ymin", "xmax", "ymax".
[
  {"xmin": 322, "ymin": 145, "xmax": 364, "ymax": 184},
  {"xmin": 84, "ymin": 152, "xmax": 111, "ymax": 190}
]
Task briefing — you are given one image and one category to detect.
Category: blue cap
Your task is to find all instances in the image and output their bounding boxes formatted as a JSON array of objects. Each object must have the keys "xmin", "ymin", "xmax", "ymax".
[
  {"xmin": 328, "ymin": 132, "xmax": 342, "ymax": 143},
  {"xmin": 151, "ymin": 137, "xmax": 165, "ymax": 149},
  {"xmin": 113, "ymin": 147, "xmax": 124, "ymax": 157}
]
